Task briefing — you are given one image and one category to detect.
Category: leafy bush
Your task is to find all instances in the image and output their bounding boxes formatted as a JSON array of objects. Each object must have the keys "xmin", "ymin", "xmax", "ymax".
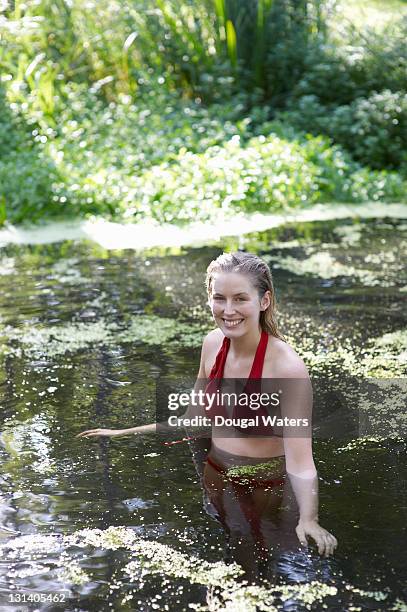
[
  {"xmin": 332, "ymin": 91, "xmax": 407, "ymax": 170},
  {"xmin": 0, "ymin": 89, "xmax": 28, "ymax": 156},
  {"xmin": 0, "ymin": 88, "xmax": 65, "ymax": 224},
  {"xmin": 279, "ymin": 90, "xmax": 407, "ymax": 171},
  {"xmin": 123, "ymin": 129, "xmax": 405, "ymax": 223},
  {"xmin": 1, "ymin": 1, "xmax": 406, "ymax": 226},
  {"xmin": 1, "ymin": 85, "xmax": 405, "ymax": 225},
  {"xmin": 0, "ymin": 151, "xmax": 65, "ymax": 224},
  {"xmin": 292, "ymin": 18, "xmax": 407, "ymax": 107}
]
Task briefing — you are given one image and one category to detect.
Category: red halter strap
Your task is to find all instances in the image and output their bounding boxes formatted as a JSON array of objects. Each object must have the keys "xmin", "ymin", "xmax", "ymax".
[{"xmin": 209, "ymin": 330, "xmax": 269, "ymax": 380}]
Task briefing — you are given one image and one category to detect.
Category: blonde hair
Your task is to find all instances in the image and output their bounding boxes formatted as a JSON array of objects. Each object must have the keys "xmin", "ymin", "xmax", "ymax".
[{"xmin": 205, "ymin": 251, "xmax": 284, "ymax": 341}]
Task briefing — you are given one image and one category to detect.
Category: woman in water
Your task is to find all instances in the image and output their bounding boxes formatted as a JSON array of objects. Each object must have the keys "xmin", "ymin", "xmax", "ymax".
[{"xmin": 77, "ymin": 251, "xmax": 337, "ymax": 574}]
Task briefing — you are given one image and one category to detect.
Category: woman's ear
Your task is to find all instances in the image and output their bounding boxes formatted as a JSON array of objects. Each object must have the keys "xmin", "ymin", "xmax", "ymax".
[{"xmin": 260, "ymin": 290, "xmax": 271, "ymax": 311}]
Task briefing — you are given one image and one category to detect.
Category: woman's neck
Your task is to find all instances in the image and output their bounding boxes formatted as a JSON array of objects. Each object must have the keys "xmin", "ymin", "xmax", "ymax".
[{"xmin": 228, "ymin": 326, "xmax": 262, "ymax": 359}]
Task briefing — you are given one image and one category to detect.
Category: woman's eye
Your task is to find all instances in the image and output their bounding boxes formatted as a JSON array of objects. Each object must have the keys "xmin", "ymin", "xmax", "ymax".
[{"xmin": 212, "ymin": 296, "xmax": 246, "ymax": 301}]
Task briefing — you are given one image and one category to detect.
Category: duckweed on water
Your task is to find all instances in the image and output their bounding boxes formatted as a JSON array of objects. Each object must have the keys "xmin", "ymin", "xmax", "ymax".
[
  {"xmin": 336, "ymin": 437, "xmax": 406, "ymax": 453},
  {"xmin": 333, "ymin": 224, "xmax": 363, "ymax": 246},
  {"xmin": 364, "ymin": 330, "xmax": 407, "ymax": 377},
  {"xmin": 226, "ymin": 459, "xmax": 285, "ymax": 480},
  {"xmin": 49, "ymin": 257, "xmax": 89, "ymax": 285},
  {"xmin": 0, "ymin": 527, "xmax": 396, "ymax": 611},
  {"xmin": 1, "ymin": 309, "xmax": 404, "ymax": 378},
  {"xmin": 121, "ymin": 316, "xmax": 208, "ymax": 348},
  {"xmin": 290, "ymin": 329, "xmax": 407, "ymax": 377},
  {"xmin": 201, "ymin": 582, "xmax": 341, "ymax": 612},
  {"xmin": 373, "ymin": 330, "xmax": 407, "ymax": 354},
  {"xmin": 268, "ymin": 252, "xmax": 394, "ymax": 286},
  {"xmin": 57, "ymin": 555, "xmax": 89, "ymax": 586},
  {"xmin": 0, "ymin": 257, "xmax": 15, "ymax": 276},
  {"xmin": 0, "ymin": 315, "xmax": 209, "ymax": 358},
  {"xmin": 1, "ymin": 319, "xmax": 116, "ymax": 359}
]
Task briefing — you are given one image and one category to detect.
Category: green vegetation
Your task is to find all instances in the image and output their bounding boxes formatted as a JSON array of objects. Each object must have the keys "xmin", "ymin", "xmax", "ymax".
[
  {"xmin": 0, "ymin": 312, "xmax": 208, "ymax": 359},
  {"xmin": 335, "ymin": 0, "xmax": 407, "ymax": 28},
  {"xmin": 226, "ymin": 458, "xmax": 285, "ymax": 483},
  {"xmin": 0, "ymin": 0, "xmax": 406, "ymax": 226},
  {"xmin": 1, "ymin": 526, "xmax": 397, "ymax": 610}
]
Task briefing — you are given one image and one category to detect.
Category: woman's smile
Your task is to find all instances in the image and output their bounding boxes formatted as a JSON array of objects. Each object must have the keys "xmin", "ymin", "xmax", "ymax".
[{"xmin": 222, "ymin": 318, "xmax": 244, "ymax": 328}]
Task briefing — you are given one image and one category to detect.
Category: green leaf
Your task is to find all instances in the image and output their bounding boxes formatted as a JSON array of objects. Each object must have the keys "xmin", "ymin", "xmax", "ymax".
[{"xmin": 226, "ymin": 19, "xmax": 237, "ymax": 68}]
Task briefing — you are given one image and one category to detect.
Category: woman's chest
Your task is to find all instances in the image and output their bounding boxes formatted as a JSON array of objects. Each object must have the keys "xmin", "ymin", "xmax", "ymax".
[
  {"xmin": 222, "ymin": 343, "xmax": 276, "ymax": 379},
  {"xmin": 222, "ymin": 356, "xmax": 255, "ymax": 379}
]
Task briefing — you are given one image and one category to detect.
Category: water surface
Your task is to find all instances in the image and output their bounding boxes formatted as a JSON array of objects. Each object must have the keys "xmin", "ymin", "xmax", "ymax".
[{"xmin": 0, "ymin": 216, "xmax": 406, "ymax": 611}]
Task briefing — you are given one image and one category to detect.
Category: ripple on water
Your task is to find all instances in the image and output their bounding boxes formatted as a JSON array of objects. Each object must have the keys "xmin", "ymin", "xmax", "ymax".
[{"xmin": 0, "ymin": 215, "xmax": 406, "ymax": 610}]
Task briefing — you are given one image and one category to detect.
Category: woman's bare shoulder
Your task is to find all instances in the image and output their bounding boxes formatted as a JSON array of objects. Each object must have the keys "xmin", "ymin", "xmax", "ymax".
[
  {"xmin": 265, "ymin": 336, "xmax": 309, "ymax": 378},
  {"xmin": 202, "ymin": 327, "xmax": 223, "ymax": 349},
  {"xmin": 201, "ymin": 328, "xmax": 223, "ymax": 377}
]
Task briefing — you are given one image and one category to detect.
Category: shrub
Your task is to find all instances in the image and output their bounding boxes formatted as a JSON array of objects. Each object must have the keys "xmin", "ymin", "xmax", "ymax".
[
  {"xmin": 0, "ymin": 89, "xmax": 28, "ymax": 156},
  {"xmin": 0, "ymin": 88, "xmax": 66, "ymax": 224},
  {"xmin": 0, "ymin": 150, "xmax": 66, "ymax": 224},
  {"xmin": 292, "ymin": 18, "xmax": 407, "ymax": 107},
  {"xmin": 1, "ymin": 2, "xmax": 406, "ymax": 225},
  {"xmin": 1, "ymin": 89, "xmax": 405, "ymax": 225},
  {"xmin": 50, "ymin": 106, "xmax": 406, "ymax": 224},
  {"xmin": 279, "ymin": 90, "xmax": 407, "ymax": 171},
  {"xmin": 332, "ymin": 91, "xmax": 407, "ymax": 170},
  {"xmin": 0, "ymin": 0, "xmax": 330, "ymax": 111}
]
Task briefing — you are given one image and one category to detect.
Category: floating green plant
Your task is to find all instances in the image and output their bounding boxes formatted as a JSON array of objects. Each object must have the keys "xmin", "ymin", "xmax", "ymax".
[
  {"xmin": 118, "ymin": 315, "xmax": 209, "ymax": 348},
  {"xmin": 0, "ymin": 526, "xmax": 396, "ymax": 611},
  {"xmin": 290, "ymin": 328, "xmax": 407, "ymax": 378},
  {"xmin": 0, "ymin": 257, "xmax": 15, "ymax": 276},
  {"xmin": 49, "ymin": 257, "xmax": 89, "ymax": 285},
  {"xmin": 57, "ymin": 555, "xmax": 89, "ymax": 586},
  {"xmin": 363, "ymin": 330, "xmax": 407, "ymax": 377},
  {"xmin": 336, "ymin": 436, "xmax": 405, "ymax": 453},
  {"xmin": 333, "ymin": 224, "xmax": 363, "ymax": 246},
  {"xmin": 0, "ymin": 315, "xmax": 211, "ymax": 359},
  {"xmin": 268, "ymin": 252, "xmax": 394, "ymax": 287},
  {"xmin": 226, "ymin": 458, "xmax": 285, "ymax": 481}
]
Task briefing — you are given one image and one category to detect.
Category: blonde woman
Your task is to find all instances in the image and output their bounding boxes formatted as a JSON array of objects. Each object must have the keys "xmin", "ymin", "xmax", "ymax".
[{"xmin": 77, "ymin": 251, "xmax": 337, "ymax": 570}]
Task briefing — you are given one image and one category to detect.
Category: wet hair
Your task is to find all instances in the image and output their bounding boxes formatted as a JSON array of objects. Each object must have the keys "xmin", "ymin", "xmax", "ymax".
[{"xmin": 205, "ymin": 251, "xmax": 284, "ymax": 340}]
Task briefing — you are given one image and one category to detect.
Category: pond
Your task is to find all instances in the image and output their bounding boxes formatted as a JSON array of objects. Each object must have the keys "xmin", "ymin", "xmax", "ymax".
[{"xmin": 0, "ymin": 214, "xmax": 406, "ymax": 611}]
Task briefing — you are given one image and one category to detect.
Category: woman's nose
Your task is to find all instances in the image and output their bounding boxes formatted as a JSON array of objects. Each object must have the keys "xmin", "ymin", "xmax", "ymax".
[{"xmin": 223, "ymin": 300, "xmax": 236, "ymax": 315}]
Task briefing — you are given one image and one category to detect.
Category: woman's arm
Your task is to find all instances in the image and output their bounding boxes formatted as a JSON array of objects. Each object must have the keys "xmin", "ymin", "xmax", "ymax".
[
  {"xmin": 76, "ymin": 333, "xmax": 210, "ymax": 440},
  {"xmin": 75, "ymin": 422, "xmax": 157, "ymax": 438},
  {"xmin": 278, "ymin": 356, "xmax": 337, "ymax": 556}
]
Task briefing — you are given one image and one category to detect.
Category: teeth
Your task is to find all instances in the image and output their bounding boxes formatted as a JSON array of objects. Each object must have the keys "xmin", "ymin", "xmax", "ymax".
[{"xmin": 223, "ymin": 319, "xmax": 243, "ymax": 327}]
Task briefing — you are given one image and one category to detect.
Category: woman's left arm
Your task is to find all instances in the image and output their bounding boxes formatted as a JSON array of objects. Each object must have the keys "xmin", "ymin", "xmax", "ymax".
[
  {"xmin": 278, "ymin": 356, "xmax": 338, "ymax": 557},
  {"xmin": 285, "ymin": 454, "xmax": 337, "ymax": 557}
]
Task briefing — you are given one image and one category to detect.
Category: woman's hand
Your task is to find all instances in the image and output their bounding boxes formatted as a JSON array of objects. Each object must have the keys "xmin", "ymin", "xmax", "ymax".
[
  {"xmin": 296, "ymin": 519, "xmax": 337, "ymax": 557},
  {"xmin": 76, "ymin": 428, "xmax": 128, "ymax": 438}
]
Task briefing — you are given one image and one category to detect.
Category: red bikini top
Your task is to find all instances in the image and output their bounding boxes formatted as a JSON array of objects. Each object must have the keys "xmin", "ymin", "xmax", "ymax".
[
  {"xmin": 209, "ymin": 329, "xmax": 269, "ymax": 380},
  {"xmin": 204, "ymin": 330, "xmax": 277, "ymax": 435}
]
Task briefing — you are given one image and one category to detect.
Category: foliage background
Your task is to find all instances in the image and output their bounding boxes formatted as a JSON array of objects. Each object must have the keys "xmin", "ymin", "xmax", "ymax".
[{"xmin": 0, "ymin": 0, "xmax": 406, "ymax": 225}]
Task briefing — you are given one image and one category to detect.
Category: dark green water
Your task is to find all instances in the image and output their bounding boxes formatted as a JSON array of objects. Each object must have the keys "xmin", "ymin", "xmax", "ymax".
[{"xmin": 0, "ymin": 217, "xmax": 406, "ymax": 611}]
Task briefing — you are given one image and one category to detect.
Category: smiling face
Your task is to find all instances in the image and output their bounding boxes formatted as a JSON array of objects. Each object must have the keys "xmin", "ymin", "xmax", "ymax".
[{"xmin": 208, "ymin": 272, "xmax": 271, "ymax": 337}]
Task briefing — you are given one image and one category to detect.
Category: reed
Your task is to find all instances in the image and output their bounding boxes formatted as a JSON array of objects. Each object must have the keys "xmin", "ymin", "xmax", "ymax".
[{"xmin": 1, "ymin": 0, "xmax": 328, "ymax": 115}]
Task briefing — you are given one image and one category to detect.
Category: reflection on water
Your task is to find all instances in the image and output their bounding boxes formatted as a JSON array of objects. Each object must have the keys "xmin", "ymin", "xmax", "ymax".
[{"xmin": 0, "ymin": 217, "xmax": 406, "ymax": 610}]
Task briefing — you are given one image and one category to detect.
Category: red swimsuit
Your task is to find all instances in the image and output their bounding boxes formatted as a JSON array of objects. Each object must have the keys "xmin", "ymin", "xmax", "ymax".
[
  {"xmin": 209, "ymin": 329, "xmax": 269, "ymax": 380},
  {"xmin": 203, "ymin": 331, "xmax": 285, "ymax": 552},
  {"xmin": 204, "ymin": 329, "xmax": 278, "ymax": 436}
]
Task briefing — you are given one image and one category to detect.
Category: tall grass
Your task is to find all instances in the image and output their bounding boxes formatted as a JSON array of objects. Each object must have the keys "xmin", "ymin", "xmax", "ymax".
[
  {"xmin": 334, "ymin": 0, "xmax": 407, "ymax": 30},
  {"xmin": 0, "ymin": 0, "xmax": 329, "ymax": 118},
  {"xmin": 1, "ymin": 0, "xmax": 405, "ymax": 225}
]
